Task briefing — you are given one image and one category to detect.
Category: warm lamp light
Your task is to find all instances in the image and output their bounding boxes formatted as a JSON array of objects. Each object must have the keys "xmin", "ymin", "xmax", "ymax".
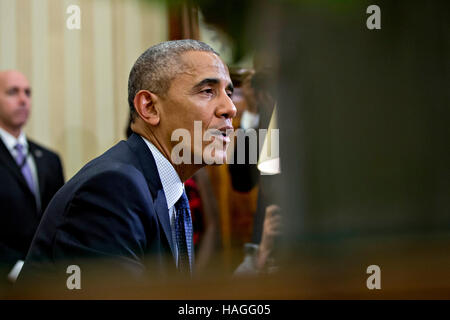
[{"xmin": 257, "ymin": 106, "xmax": 281, "ymax": 175}]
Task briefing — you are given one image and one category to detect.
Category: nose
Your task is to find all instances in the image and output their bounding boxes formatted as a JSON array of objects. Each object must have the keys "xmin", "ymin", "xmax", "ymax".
[
  {"xmin": 216, "ymin": 92, "xmax": 237, "ymax": 120},
  {"xmin": 19, "ymin": 90, "xmax": 30, "ymax": 106}
]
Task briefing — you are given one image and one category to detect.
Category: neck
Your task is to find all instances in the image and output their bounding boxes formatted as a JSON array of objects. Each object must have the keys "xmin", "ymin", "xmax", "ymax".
[
  {"xmin": 174, "ymin": 162, "xmax": 204, "ymax": 183},
  {"xmin": 132, "ymin": 124, "xmax": 204, "ymax": 182},
  {"xmin": 0, "ymin": 123, "xmax": 21, "ymax": 139}
]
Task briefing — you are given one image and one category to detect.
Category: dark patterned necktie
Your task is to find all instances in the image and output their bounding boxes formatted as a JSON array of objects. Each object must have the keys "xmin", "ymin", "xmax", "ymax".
[{"xmin": 174, "ymin": 190, "xmax": 193, "ymax": 274}]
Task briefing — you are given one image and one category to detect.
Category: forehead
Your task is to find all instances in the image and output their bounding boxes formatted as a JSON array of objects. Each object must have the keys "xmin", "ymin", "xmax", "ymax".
[
  {"xmin": 175, "ymin": 51, "xmax": 230, "ymax": 84},
  {"xmin": 0, "ymin": 71, "xmax": 30, "ymax": 89}
]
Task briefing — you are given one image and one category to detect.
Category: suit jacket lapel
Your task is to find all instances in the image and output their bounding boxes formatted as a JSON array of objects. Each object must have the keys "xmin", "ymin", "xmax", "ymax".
[
  {"xmin": 126, "ymin": 133, "xmax": 176, "ymax": 257},
  {"xmin": 154, "ymin": 188, "xmax": 176, "ymax": 258},
  {"xmin": 28, "ymin": 141, "xmax": 46, "ymax": 198},
  {"xmin": 0, "ymin": 137, "xmax": 35, "ymax": 199}
]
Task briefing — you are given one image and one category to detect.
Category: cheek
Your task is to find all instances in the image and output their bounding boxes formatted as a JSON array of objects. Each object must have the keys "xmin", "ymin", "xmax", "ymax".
[
  {"xmin": 167, "ymin": 95, "xmax": 219, "ymax": 138},
  {"xmin": 186, "ymin": 101, "xmax": 216, "ymax": 129},
  {"xmin": 2, "ymin": 101, "xmax": 18, "ymax": 114}
]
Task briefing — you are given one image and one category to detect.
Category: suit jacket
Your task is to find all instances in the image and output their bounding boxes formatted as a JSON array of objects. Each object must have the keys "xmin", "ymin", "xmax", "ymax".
[
  {"xmin": 0, "ymin": 138, "xmax": 64, "ymax": 271},
  {"xmin": 17, "ymin": 133, "xmax": 181, "ymax": 292}
]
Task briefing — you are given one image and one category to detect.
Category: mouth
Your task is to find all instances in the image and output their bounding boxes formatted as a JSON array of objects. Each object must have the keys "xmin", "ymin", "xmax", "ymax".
[{"xmin": 216, "ymin": 126, "xmax": 234, "ymax": 143}]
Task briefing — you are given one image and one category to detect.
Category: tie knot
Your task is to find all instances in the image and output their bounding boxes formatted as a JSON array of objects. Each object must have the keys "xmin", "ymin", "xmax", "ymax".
[
  {"xmin": 175, "ymin": 191, "xmax": 189, "ymax": 210},
  {"xmin": 14, "ymin": 143, "xmax": 23, "ymax": 152}
]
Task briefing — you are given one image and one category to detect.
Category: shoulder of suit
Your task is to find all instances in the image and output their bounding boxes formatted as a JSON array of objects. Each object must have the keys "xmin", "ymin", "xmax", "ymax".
[
  {"xmin": 84, "ymin": 160, "xmax": 144, "ymax": 183},
  {"xmin": 72, "ymin": 160, "xmax": 152, "ymax": 201},
  {"xmin": 27, "ymin": 138, "xmax": 61, "ymax": 160}
]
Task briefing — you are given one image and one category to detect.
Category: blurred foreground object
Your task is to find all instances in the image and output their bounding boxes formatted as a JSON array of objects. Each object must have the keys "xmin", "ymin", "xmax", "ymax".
[
  {"xmin": 257, "ymin": 107, "xmax": 280, "ymax": 175},
  {"xmin": 198, "ymin": 0, "xmax": 450, "ymax": 297}
]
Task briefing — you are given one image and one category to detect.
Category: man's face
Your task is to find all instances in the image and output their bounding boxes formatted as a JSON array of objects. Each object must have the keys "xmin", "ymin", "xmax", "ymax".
[
  {"xmin": 158, "ymin": 51, "xmax": 236, "ymax": 165},
  {"xmin": 0, "ymin": 71, "xmax": 31, "ymax": 132}
]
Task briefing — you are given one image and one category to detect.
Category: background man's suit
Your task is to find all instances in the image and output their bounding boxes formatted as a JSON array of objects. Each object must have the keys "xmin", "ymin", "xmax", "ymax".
[
  {"xmin": 18, "ymin": 133, "xmax": 185, "ymax": 291},
  {"xmin": 0, "ymin": 137, "xmax": 64, "ymax": 284}
]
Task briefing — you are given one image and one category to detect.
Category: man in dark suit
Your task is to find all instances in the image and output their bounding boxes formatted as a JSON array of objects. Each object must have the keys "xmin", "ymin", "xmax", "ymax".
[
  {"xmin": 0, "ymin": 70, "xmax": 64, "ymax": 291},
  {"xmin": 17, "ymin": 40, "xmax": 236, "ymax": 295}
]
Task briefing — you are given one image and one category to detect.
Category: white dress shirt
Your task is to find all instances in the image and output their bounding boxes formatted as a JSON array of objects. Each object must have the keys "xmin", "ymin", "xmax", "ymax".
[
  {"xmin": 0, "ymin": 127, "xmax": 41, "ymax": 210},
  {"xmin": 141, "ymin": 135, "xmax": 184, "ymax": 266}
]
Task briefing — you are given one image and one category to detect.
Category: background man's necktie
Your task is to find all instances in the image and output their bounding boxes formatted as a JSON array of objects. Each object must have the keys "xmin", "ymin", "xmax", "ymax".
[
  {"xmin": 174, "ymin": 190, "xmax": 193, "ymax": 274},
  {"xmin": 14, "ymin": 143, "xmax": 36, "ymax": 197}
]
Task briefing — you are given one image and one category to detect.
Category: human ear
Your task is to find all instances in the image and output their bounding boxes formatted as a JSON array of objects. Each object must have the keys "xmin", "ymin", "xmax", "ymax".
[{"xmin": 133, "ymin": 90, "xmax": 160, "ymax": 126}]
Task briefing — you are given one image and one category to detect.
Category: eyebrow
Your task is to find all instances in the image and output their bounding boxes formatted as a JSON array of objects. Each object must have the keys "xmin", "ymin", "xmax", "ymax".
[
  {"xmin": 192, "ymin": 78, "xmax": 234, "ymax": 93},
  {"xmin": 7, "ymin": 86, "xmax": 32, "ymax": 94}
]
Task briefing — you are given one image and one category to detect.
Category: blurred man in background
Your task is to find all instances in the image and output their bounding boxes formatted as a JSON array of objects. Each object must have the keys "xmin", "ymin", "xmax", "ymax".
[{"xmin": 0, "ymin": 70, "xmax": 64, "ymax": 292}]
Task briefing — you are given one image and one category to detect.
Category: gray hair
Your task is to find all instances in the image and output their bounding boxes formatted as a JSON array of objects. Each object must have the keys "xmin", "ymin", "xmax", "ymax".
[{"xmin": 127, "ymin": 39, "xmax": 219, "ymax": 121}]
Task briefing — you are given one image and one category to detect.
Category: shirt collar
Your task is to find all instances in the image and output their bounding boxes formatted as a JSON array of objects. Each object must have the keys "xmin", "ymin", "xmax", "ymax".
[
  {"xmin": 0, "ymin": 126, "xmax": 28, "ymax": 153},
  {"xmin": 140, "ymin": 136, "xmax": 183, "ymax": 209}
]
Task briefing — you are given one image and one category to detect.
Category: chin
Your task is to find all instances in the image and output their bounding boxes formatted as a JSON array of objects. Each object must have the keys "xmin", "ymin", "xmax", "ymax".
[
  {"xmin": 14, "ymin": 117, "xmax": 29, "ymax": 127},
  {"xmin": 200, "ymin": 138, "xmax": 230, "ymax": 165},
  {"xmin": 203, "ymin": 151, "xmax": 228, "ymax": 165}
]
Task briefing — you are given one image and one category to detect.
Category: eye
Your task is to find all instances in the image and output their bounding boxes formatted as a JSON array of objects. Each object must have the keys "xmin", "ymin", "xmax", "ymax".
[
  {"xmin": 202, "ymin": 88, "xmax": 213, "ymax": 94},
  {"xmin": 7, "ymin": 88, "xmax": 18, "ymax": 95},
  {"xmin": 226, "ymin": 91, "xmax": 233, "ymax": 98},
  {"xmin": 200, "ymin": 88, "xmax": 214, "ymax": 96}
]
